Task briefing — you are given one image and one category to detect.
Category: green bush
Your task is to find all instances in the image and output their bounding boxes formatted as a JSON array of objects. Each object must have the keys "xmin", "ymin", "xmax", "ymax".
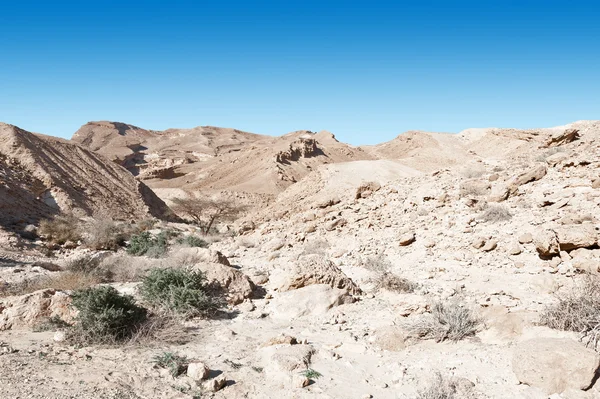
[
  {"xmin": 153, "ymin": 352, "xmax": 189, "ymax": 377},
  {"xmin": 139, "ymin": 268, "xmax": 219, "ymax": 316},
  {"xmin": 70, "ymin": 286, "xmax": 147, "ymax": 344},
  {"xmin": 177, "ymin": 235, "xmax": 208, "ymax": 248},
  {"xmin": 127, "ymin": 231, "xmax": 168, "ymax": 258}
]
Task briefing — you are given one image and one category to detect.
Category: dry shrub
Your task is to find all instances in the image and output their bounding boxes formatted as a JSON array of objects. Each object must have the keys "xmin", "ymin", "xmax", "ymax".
[
  {"xmin": 460, "ymin": 165, "xmax": 486, "ymax": 179},
  {"xmin": 417, "ymin": 372, "xmax": 464, "ymax": 399},
  {"xmin": 38, "ymin": 214, "xmax": 81, "ymax": 245},
  {"xmin": 100, "ymin": 254, "xmax": 163, "ymax": 283},
  {"xmin": 459, "ymin": 180, "xmax": 490, "ymax": 197},
  {"xmin": 480, "ymin": 205, "xmax": 512, "ymax": 222},
  {"xmin": 373, "ymin": 272, "xmax": 416, "ymax": 293},
  {"xmin": 127, "ymin": 314, "xmax": 189, "ymax": 346},
  {"xmin": 84, "ymin": 219, "xmax": 129, "ymax": 250},
  {"xmin": 362, "ymin": 254, "xmax": 391, "ymax": 272},
  {"xmin": 540, "ymin": 277, "xmax": 600, "ymax": 349},
  {"xmin": 407, "ymin": 301, "xmax": 481, "ymax": 342}
]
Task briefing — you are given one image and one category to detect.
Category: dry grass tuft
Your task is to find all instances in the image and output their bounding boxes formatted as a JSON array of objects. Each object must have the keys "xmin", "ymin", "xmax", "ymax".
[
  {"xmin": 540, "ymin": 277, "xmax": 600, "ymax": 349},
  {"xmin": 407, "ymin": 301, "xmax": 481, "ymax": 342},
  {"xmin": 480, "ymin": 205, "xmax": 512, "ymax": 223},
  {"xmin": 373, "ymin": 272, "xmax": 416, "ymax": 293},
  {"xmin": 417, "ymin": 372, "xmax": 461, "ymax": 399}
]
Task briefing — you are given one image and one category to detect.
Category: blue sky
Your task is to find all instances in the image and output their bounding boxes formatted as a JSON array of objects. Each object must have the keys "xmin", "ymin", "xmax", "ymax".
[{"xmin": 1, "ymin": 1, "xmax": 599, "ymax": 144}]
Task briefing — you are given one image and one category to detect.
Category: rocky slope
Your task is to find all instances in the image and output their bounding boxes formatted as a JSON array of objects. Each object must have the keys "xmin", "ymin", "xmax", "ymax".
[
  {"xmin": 0, "ymin": 122, "xmax": 171, "ymax": 231},
  {"xmin": 1, "ymin": 120, "xmax": 600, "ymax": 399}
]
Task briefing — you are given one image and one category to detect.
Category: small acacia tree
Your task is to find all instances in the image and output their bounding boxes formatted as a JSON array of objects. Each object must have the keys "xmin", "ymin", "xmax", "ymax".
[{"xmin": 171, "ymin": 196, "xmax": 245, "ymax": 235}]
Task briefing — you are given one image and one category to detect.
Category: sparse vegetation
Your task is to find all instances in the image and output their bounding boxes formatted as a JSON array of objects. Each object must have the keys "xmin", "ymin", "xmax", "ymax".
[
  {"xmin": 540, "ymin": 278, "xmax": 600, "ymax": 349},
  {"xmin": 84, "ymin": 219, "xmax": 129, "ymax": 250},
  {"xmin": 373, "ymin": 272, "xmax": 416, "ymax": 293},
  {"xmin": 177, "ymin": 235, "xmax": 208, "ymax": 248},
  {"xmin": 301, "ymin": 368, "xmax": 322, "ymax": 380},
  {"xmin": 38, "ymin": 214, "xmax": 82, "ymax": 245},
  {"xmin": 32, "ymin": 315, "xmax": 70, "ymax": 332},
  {"xmin": 153, "ymin": 352, "xmax": 189, "ymax": 377},
  {"xmin": 407, "ymin": 301, "xmax": 481, "ymax": 342},
  {"xmin": 416, "ymin": 372, "xmax": 460, "ymax": 399},
  {"xmin": 171, "ymin": 196, "xmax": 246, "ymax": 235},
  {"xmin": 65, "ymin": 255, "xmax": 113, "ymax": 282},
  {"xmin": 139, "ymin": 268, "xmax": 220, "ymax": 316},
  {"xmin": 480, "ymin": 205, "xmax": 512, "ymax": 222},
  {"xmin": 69, "ymin": 286, "xmax": 147, "ymax": 344}
]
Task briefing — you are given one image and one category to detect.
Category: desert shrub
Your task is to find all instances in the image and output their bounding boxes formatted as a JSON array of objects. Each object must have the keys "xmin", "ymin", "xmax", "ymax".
[
  {"xmin": 540, "ymin": 278, "xmax": 600, "ymax": 349},
  {"xmin": 460, "ymin": 165, "xmax": 486, "ymax": 179},
  {"xmin": 69, "ymin": 286, "xmax": 147, "ymax": 344},
  {"xmin": 100, "ymin": 255, "xmax": 161, "ymax": 283},
  {"xmin": 177, "ymin": 235, "xmax": 208, "ymax": 248},
  {"xmin": 373, "ymin": 272, "xmax": 416, "ymax": 293},
  {"xmin": 416, "ymin": 372, "xmax": 460, "ymax": 399},
  {"xmin": 301, "ymin": 368, "xmax": 322, "ymax": 380},
  {"xmin": 38, "ymin": 214, "xmax": 81, "ymax": 245},
  {"xmin": 407, "ymin": 301, "xmax": 480, "ymax": 342},
  {"xmin": 361, "ymin": 254, "xmax": 391, "ymax": 272},
  {"xmin": 65, "ymin": 255, "xmax": 113, "ymax": 282},
  {"xmin": 127, "ymin": 231, "xmax": 168, "ymax": 258},
  {"xmin": 128, "ymin": 314, "xmax": 189, "ymax": 345},
  {"xmin": 480, "ymin": 205, "xmax": 512, "ymax": 222},
  {"xmin": 139, "ymin": 268, "xmax": 220, "ymax": 316},
  {"xmin": 85, "ymin": 219, "xmax": 128, "ymax": 250},
  {"xmin": 153, "ymin": 352, "xmax": 189, "ymax": 377},
  {"xmin": 459, "ymin": 180, "xmax": 490, "ymax": 197}
]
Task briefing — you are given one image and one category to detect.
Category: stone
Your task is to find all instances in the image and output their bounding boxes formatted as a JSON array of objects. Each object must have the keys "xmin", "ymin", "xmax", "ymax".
[
  {"xmin": 370, "ymin": 326, "xmax": 407, "ymax": 351},
  {"xmin": 203, "ymin": 376, "xmax": 227, "ymax": 392},
  {"xmin": 278, "ymin": 254, "xmax": 361, "ymax": 295},
  {"xmin": 510, "ymin": 165, "xmax": 547, "ymax": 191},
  {"xmin": 555, "ymin": 224, "xmax": 598, "ymax": 251},
  {"xmin": 31, "ymin": 261, "xmax": 62, "ymax": 272},
  {"xmin": 512, "ymin": 338, "xmax": 600, "ymax": 394},
  {"xmin": 534, "ymin": 230, "xmax": 559, "ymax": 257},
  {"xmin": 315, "ymin": 197, "xmax": 341, "ymax": 209},
  {"xmin": 325, "ymin": 218, "xmax": 347, "ymax": 231},
  {"xmin": 399, "ymin": 232, "xmax": 416, "ymax": 246},
  {"xmin": 518, "ymin": 233, "xmax": 533, "ymax": 244},
  {"xmin": 422, "ymin": 239, "xmax": 436, "ymax": 248},
  {"xmin": 193, "ymin": 263, "xmax": 256, "ymax": 305},
  {"xmin": 355, "ymin": 181, "xmax": 381, "ymax": 199},
  {"xmin": 546, "ymin": 128, "xmax": 580, "ymax": 147},
  {"xmin": 472, "ymin": 238, "xmax": 486, "ymax": 249},
  {"xmin": 265, "ymin": 238, "xmax": 285, "ymax": 252},
  {"xmin": 508, "ymin": 241, "xmax": 522, "ymax": 255},
  {"xmin": 267, "ymin": 344, "xmax": 315, "ymax": 372},
  {"xmin": 187, "ymin": 362, "xmax": 210, "ymax": 381},
  {"xmin": 481, "ymin": 239, "xmax": 498, "ymax": 252},
  {"xmin": 592, "ymin": 179, "xmax": 600, "ymax": 189}
]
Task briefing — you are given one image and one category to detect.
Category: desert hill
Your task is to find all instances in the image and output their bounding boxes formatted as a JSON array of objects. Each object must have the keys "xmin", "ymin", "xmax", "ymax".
[
  {"xmin": 0, "ymin": 122, "xmax": 171, "ymax": 230},
  {"xmin": 72, "ymin": 122, "xmax": 374, "ymax": 200}
]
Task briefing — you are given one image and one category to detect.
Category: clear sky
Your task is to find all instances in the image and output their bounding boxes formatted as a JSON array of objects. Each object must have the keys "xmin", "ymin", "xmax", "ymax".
[{"xmin": 1, "ymin": 0, "xmax": 599, "ymax": 145}]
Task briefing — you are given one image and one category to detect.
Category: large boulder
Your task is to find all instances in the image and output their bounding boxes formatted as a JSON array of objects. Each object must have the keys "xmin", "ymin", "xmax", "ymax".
[
  {"xmin": 193, "ymin": 263, "xmax": 256, "ymax": 305},
  {"xmin": 546, "ymin": 128, "xmax": 580, "ymax": 147},
  {"xmin": 555, "ymin": 224, "xmax": 598, "ymax": 251},
  {"xmin": 278, "ymin": 254, "xmax": 361, "ymax": 295},
  {"xmin": 269, "ymin": 284, "xmax": 354, "ymax": 320},
  {"xmin": 511, "ymin": 165, "xmax": 547, "ymax": 190},
  {"xmin": 0, "ymin": 289, "xmax": 74, "ymax": 330},
  {"xmin": 512, "ymin": 338, "xmax": 600, "ymax": 394}
]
